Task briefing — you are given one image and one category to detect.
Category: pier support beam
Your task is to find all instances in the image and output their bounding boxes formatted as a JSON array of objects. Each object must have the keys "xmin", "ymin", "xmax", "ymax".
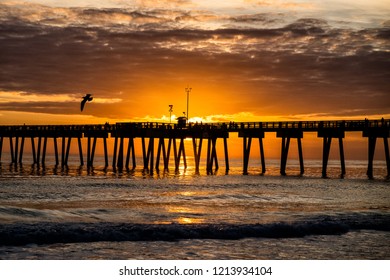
[
  {"xmin": 64, "ymin": 137, "xmax": 72, "ymax": 166},
  {"xmin": 31, "ymin": 137, "xmax": 36, "ymax": 164},
  {"xmin": 363, "ymin": 127, "xmax": 389, "ymax": 179},
  {"xmin": 259, "ymin": 137, "xmax": 266, "ymax": 174},
  {"xmin": 126, "ymin": 137, "xmax": 136, "ymax": 170},
  {"xmin": 239, "ymin": 130, "xmax": 265, "ymax": 175},
  {"xmin": 321, "ymin": 137, "xmax": 332, "ymax": 178},
  {"xmin": 18, "ymin": 137, "xmax": 24, "ymax": 164},
  {"xmin": 112, "ymin": 135, "xmax": 128, "ymax": 171},
  {"xmin": 156, "ymin": 137, "xmax": 167, "ymax": 171},
  {"xmin": 318, "ymin": 129, "xmax": 345, "ymax": 178},
  {"xmin": 173, "ymin": 138, "xmax": 187, "ymax": 172},
  {"xmin": 41, "ymin": 137, "xmax": 47, "ymax": 165},
  {"xmin": 366, "ymin": 136, "xmax": 376, "ymax": 179},
  {"xmin": 224, "ymin": 137, "xmax": 229, "ymax": 174},
  {"xmin": 280, "ymin": 136, "xmax": 290, "ymax": 176},
  {"xmin": 54, "ymin": 137, "xmax": 59, "ymax": 166},
  {"xmin": 37, "ymin": 137, "xmax": 42, "ymax": 166},
  {"xmin": 117, "ymin": 137, "xmax": 124, "ymax": 170},
  {"xmin": 112, "ymin": 136, "xmax": 118, "ymax": 169},
  {"xmin": 15, "ymin": 137, "xmax": 19, "ymax": 164},
  {"xmin": 87, "ymin": 137, "xmax": 91, "ymax": 166},
  {"xmin": 61, "ymin": 137, "xmax": 66, "ymax": 167},
  {"xmin": 58, "ymin": 133, "xmax": 84, "ymax": 167},
  {"xmin": 277, "ymin": 129, "xmax": 304, "ymax": 176},
  {"xmin": 0, "ymin": 137, "xmax": 3, "ymax": 162},
  {"xmin": 165, "ymin": 138, "xmax": 173, "ymax": 170},
  {"xmin": 104, "ymin": 137, "xmax": 109, "ymax": 168},
  {"xmin": 9, "ymin": 137, "xmax": 15, "ymax": 164},
  {"xmin": 242, "ymin": 136, "xmax": 252, "ymax": 175},
  {"xmin": 384, "ymin": 137, "xmax": 390, "ymax": 178},
  {"xmin": 339, "ymin": 137, "xmax": 346, "ymax": 176},
  {"xmin": 192, "ymin": 137, "xmax": 203, "ymax": 174},
  {"xmin": 78, "ymin": 137, "xmax": 84, "ymax": 166},
  {"xmin": 141, "ymin": 137, "xmax": 156, "ymax": 173},
  {"xmin": 206, "ymin": 137, "xmax": 218, "ymax": 174}
]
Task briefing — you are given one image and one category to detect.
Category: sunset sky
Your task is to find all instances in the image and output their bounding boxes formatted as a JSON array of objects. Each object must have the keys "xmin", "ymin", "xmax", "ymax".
[{"xmin": 0, "ymin": 0, "xmax": 389, "ymax": 125}]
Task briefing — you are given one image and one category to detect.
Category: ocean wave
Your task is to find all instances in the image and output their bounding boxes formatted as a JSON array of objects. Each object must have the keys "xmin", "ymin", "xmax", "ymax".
[{"xmin": 0, "ymin": 214, "xmax": 389, "ymax": 246}]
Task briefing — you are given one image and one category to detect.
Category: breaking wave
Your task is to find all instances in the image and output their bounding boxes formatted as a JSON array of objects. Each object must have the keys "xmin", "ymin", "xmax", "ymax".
[{"xmin": 1, "ymin": 213, "xmax": 389, "ymax": 246}]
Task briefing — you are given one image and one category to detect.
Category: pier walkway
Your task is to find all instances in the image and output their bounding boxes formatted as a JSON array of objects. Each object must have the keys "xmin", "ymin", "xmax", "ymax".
[{"xmin": 0, "ymin": 119, "xmax": 389, "ymax": 178}]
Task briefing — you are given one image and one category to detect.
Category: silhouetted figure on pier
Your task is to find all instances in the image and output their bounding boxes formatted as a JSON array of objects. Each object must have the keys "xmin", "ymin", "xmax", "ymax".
[{"xmin": 81, "ymin": 94, "xmax": 93, "ymax": 112}]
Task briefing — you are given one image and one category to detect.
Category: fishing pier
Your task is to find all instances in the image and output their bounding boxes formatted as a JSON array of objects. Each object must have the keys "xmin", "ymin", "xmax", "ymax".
[{"xmin": 0, "ymin": 119, "xmax": 389, "ymax": 178}]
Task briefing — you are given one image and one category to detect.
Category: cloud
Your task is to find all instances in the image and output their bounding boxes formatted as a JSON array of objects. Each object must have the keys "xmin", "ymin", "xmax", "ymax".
[
  {"xmin": 243, "ymin": 0, "xmax": 314, "ymax": 9},
  {"xmin": 0, "ymin": 2, "xmax": 389, "ymax": 122}
]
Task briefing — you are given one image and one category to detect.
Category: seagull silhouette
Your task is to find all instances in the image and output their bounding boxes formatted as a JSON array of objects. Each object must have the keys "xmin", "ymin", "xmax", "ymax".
[{"xmin": 81, "ymin": 94, "xmax": 93, "ymax": 112}]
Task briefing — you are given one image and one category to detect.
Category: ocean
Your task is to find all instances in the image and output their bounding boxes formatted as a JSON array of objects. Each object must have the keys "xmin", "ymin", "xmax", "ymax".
[{"xmin": 0, "ymin": 155, "xmax": 389, "ymax": 260}]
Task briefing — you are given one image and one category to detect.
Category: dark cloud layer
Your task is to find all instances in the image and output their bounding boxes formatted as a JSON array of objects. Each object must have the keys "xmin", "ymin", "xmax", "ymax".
[{"xmin": 0, "ymin": 3, "xmax": 389, "ymax": 119}]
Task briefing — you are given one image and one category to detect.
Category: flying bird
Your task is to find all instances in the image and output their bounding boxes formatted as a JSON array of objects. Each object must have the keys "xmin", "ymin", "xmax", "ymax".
[{"xmin": 81, "ymin": 94, "xmax": 93, "ymax": 112}]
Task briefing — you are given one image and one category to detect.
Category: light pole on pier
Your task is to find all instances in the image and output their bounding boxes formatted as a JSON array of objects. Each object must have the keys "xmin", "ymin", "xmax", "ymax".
[
  {"xmin": 168, "ymin": 105, "xmax": 173, "ymax": 124},
  {"xmin": 185, "ymin": 86, "xmax": 191, "ymax": 123}
]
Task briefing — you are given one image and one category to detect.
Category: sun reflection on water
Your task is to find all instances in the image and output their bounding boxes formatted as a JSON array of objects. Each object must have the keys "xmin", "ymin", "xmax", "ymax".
[{"xmin": 167, "ymin": 206, "xmax": 205, "ymax": 224}]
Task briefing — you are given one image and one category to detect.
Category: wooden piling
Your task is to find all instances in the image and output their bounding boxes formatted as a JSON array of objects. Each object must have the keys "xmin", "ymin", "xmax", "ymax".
[
  {"xmin": 206, "ymin": 137, "xmax": 218, "ymax": 174},
  {"xmin": 147, "ymin": 137, "xmax": 154, "ymax": 172},
  {"xmin": 280, "ymin": 136, "xmax": 290, "ymax": 176},
  {"xmin": 61, "ymin": 137, "xmax": 66, "ymax": 167},
  {"xmin": 117, "ymin": 137, "xmax": 124, "ymax": 170},
  {"xmin": 224, "ymin": 137, "xmax": 229, "ymax": 173},
  {"xmin": 367, "ymin": 136, "xmax": 376, "ymax": 179},
  {"xmin": 19, "ymin": 137, "xmax": 25, "ymax": 164},
  {"xmin": 192, "ymin": 137, "xmax": 203, "ymax": 173},
  {"xmin": 31, "ymin": 137, "xmax": 36, "ymax": 164},
  {"xmin": 64, "ymin": 137, "xmax": 72, "ymax": 166},
  {"xmin": 0, "ymin": 137, "xmax": 3, "ymax": 162},
  {"xmin": 54, "ymin": 137, "xmax": 59, "ymax": 166},
  {"xmin": 297, "ymin": 137, "xmax": 304, "ymax": 175},
  {"xmin": 339, "ymin": 137, "xmax": 346, "ymax": 176},
  {"xmin": 173, "ymin": 137, "xmax": 178, "ymax": 171},
  {"xmin": 112, "ymin": 136, "xmax": 118, "ymax": 169},
  {"xmin": 14, "ymin": 137, "xmax": 19, "ymax": 164},
  {"xmin": 384, "ymin": 137, "xmax": 390, "ymax": 178},
  {"xmin": 322, "ymin": 137, "xmax": 332, "ymax": 178},
  {"xmin": 165, "ymin": 138, "xmax": 173, "ymax": 170},
  {"xmin": 87, "ymin": 137, "xmax": 91, "ymax": 166},
  {"xmin": 90, "ymin": 137, "xmax": 97, "ymax": 167},
  {"xmin": 103, "ymin": 137, "xmax": 109, "ymax": 168},
  {"xmin": 363, "ymin": 127, "xmax": 389, "ymax": 179},
  {"xmin": 78, "ymin": 137, "xmax": 83, "ymax": 166},
  {"xmin": 259, "ymin": 137, "xmax": 265, "ymax": 174},
  {"xmin": 180, "ymin": 138, "xmax": 187, "ymax": 169},
  {"xmin": 41, "ymin": 137, "xmax": 47, "ymax": 165},
  {"xmin": 174, "ymin": 138, "xmax": 186, "ymax": 171},
  {"xmin": 142, "ymin": 137, "xmax": 147, "ymax": 170},
  {"xmin": 126, "ymin": 137, "xmax": 135, "ymax": 170},
  {"xmin": 243, "ymin": 136, "xmax": 252, "ymax": 175},
  {"xmin": 9, "ymin": 137, "xmax": 15, "ymax": 163},
  {"xmin": 156, "ymin": 137, "xmax": 168, "ymax": 171},
  {"xmin": 37, "ymin": 137, "xmax": 42, "ymax": 166},
  {"xmin": 318, "ymin": 129, "xmax": 345, "ymax": 178}
]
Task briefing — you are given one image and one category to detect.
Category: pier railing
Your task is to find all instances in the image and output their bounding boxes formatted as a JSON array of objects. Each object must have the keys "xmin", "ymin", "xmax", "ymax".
[{"xmin": 1, "ymin": 119, "xmax": 388, "ymax": 133}]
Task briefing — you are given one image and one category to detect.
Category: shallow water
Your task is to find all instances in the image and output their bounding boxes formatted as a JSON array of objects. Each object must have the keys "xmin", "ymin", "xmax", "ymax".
[{"xmin": 0, "ymin": 158, "xmax": 389, "ymax": 259}]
